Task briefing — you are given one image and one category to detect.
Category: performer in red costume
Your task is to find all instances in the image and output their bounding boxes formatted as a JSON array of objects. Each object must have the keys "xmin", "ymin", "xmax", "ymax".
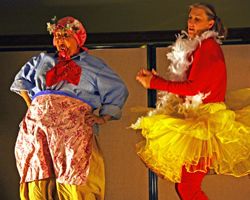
[{"xmin": 132, "ymin": 3, "xmax": 250, "ymax": 200}]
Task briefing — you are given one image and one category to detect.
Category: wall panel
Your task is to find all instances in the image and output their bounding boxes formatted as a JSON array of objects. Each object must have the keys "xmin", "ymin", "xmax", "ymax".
[{"xmin": 89, "ymin": 48, "xmax": 148, "ymax": 200}]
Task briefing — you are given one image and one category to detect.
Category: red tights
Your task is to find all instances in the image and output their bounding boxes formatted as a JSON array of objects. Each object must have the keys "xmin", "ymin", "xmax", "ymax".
[{"xmin": 175, "ymin": 167, "xmax": 208, "ymax": 200}]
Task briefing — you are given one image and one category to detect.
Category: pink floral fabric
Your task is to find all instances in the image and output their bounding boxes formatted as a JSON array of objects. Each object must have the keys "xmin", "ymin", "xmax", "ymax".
[{"xmin": 15, "ymin": 94, "xmax": 93, "ymax": 185}]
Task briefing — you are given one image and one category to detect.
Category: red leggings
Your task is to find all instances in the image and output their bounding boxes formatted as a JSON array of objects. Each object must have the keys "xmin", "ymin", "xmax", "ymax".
[{"xmin": 175, "ymin": 167, "xmax": 208, "ymax": 200}]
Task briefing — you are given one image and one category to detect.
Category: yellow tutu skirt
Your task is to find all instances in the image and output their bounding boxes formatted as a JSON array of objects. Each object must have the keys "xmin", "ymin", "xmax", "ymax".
[{"xmin": 132, "ymin": 88, "xmax": 250, "ymax": 183}]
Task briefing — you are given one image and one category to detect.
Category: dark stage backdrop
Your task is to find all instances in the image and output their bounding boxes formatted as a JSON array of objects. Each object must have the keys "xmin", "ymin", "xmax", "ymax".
[{"xmin": 1, "ymin": 0, "xmax": 250, "ymax": 35}]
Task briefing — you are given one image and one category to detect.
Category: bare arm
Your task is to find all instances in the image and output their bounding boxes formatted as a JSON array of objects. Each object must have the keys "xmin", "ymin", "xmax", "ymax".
[{"xmin": 20, "ymin": 91, "xmax": 31, "ymax": 108}]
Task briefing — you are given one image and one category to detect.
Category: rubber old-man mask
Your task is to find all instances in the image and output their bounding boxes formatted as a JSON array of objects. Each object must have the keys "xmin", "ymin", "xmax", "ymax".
[{"xmin": 47, "ymin": 16, "xmax": 87, "ymax": 58}]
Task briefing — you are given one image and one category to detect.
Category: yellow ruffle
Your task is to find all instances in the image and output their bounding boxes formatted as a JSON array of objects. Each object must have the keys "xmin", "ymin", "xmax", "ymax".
[{"xmin": 132, "ymin": 89, "xmax": 250, "ymax": 183}]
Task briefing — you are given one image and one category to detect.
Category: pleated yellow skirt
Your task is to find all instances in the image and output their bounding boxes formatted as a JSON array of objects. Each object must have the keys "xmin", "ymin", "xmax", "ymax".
[{"xmin": 132, "ymin": 88, "xmax": 250, "ymax": 183}]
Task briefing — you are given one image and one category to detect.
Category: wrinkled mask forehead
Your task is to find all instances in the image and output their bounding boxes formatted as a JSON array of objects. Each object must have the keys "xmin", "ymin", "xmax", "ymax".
[{"xmin": 54, "ymin": 29, "xmax": 72, "ymax": 38}]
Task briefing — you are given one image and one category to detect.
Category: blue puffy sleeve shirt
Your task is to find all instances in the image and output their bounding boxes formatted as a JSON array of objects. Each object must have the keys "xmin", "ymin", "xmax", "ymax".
[{"xmin": 10, "ymin": 51, "xmax": 129, "ymax": 120}]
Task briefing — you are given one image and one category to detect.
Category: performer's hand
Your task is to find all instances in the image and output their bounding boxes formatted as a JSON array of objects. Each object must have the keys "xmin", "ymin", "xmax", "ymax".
[
  {"xmin": 85, "ymin": 113, "xmax": 111, "ymax": 126},
  {"xmin": 136, "ymin": 69, "xmax": 156, "ymax": 89}
]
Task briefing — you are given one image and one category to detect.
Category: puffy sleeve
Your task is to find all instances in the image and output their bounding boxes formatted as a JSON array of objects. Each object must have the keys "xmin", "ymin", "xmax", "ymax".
[
  {"xmin": 96, "ymin": 63, "xmax": 129, "ymax": 120},
  {"xmin": 10, "ymin": 53, "xmax": 43, "ymax": 94}
]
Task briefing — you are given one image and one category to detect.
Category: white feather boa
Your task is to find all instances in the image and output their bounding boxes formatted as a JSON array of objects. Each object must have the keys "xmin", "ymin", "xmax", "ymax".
[{"xmin": 148, "ymin": 30, "xmax": 220, "ymax": 116}]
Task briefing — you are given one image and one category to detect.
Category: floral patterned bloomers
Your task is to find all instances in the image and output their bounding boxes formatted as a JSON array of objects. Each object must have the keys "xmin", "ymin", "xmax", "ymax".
[{"xmin": 15, "ymin": 94, "xmax": 93, "ymax": 185}]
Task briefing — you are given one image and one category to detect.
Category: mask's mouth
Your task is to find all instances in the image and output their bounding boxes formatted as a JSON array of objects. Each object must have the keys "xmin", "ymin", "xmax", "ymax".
[
  {"xmin": 58, "ymin": 43, "xmax": 68, "ymax": 51},
  {"xmin": 57, "ymin": 44, "xmax": 71, "ymax": 59}
]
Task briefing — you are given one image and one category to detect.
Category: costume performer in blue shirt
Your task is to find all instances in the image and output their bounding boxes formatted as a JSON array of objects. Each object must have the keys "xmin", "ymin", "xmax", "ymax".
[{"xmin": 10, "ymin": 16, "xmax": 128, "ymax": 200}]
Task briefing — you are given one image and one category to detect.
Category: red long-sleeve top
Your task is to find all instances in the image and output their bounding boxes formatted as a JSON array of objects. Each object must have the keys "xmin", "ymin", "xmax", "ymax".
[{"xmin": 150, "ymin": 38, "xmax": 227, "ymax": 103}]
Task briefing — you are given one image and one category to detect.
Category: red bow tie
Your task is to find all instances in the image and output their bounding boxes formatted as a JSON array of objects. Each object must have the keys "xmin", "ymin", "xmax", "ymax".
[{"xmin": 46, "ymin": 58, "xmax": 82, "ymax": 87}]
